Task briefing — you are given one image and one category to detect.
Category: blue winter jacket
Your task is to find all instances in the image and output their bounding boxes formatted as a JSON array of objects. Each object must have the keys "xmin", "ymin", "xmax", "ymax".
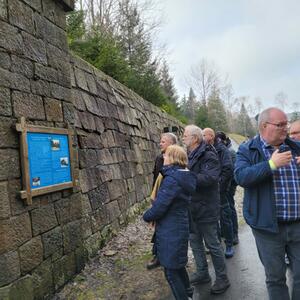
[
  {"xmin": 234, "ymin": 135, "xmax": 300, "ymax": 233},
  {"xmin": 143, "ymin": 165, "xmax": 197, "ymax": 269}
]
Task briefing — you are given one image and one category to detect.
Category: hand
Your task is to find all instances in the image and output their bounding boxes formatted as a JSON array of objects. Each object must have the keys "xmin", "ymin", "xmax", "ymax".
[
  {"xmin": 295, "ymin": 156, "xmax": 300, "ymax": 164},
  {"xmin": 271, "ymin": 149, "xmax": 292, "ymax": 168}
]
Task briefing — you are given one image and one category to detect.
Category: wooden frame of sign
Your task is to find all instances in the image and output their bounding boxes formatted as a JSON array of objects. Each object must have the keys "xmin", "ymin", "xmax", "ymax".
[{"xmin": 16, "ymin": 117, "xmax": 76, "ymax": 205}]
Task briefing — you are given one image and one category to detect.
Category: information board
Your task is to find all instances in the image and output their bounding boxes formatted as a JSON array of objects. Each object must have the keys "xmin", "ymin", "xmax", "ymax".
[
  {"xmin": 27, "ymin": 133, "xmax": 72, "ymax": 189},
  {"xmin": 16, "ymin": 117, "xmax": 75, "ymax": 205}
]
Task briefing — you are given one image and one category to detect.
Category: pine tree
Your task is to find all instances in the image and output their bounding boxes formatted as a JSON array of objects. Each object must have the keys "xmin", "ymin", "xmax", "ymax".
[
  {"xmin": 235, "ymin": 103, "xmax": 255, "ymax": 137},
  {"xmin": 206, "ymin": 87, "xmax": 228, "ymax": 131}
]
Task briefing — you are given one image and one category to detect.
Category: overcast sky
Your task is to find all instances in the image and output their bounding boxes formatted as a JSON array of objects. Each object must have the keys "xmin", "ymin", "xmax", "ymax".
[{"xmin": 154, "ymin": 0, "xmax": 300, "ymax": 113}]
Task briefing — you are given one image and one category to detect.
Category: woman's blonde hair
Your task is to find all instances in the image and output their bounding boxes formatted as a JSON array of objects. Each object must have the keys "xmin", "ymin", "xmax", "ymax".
[{"xmin": 165, "ymin": 145, "xmax": 188, "ymax": 168}]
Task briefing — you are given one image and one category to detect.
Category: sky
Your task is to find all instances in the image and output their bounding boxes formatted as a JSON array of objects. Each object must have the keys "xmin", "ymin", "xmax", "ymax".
[{"xmin": 153, "ymin": 0, "xmax": 300, "ymax": 113}]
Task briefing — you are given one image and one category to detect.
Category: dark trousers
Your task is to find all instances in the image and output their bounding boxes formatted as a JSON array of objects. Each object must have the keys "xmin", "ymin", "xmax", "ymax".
[
  {"xmin": 220, "ymin": 194, "xmax": 234, "ymax": 247},
  {"xmin": 151, "ymin": 231, "xmax": 157, "ymax": 256},
  {"xmin": 226, "ymin": 182, "xmax": 238, "ymax": 237},
  {"xmin": 164, "ymin": 267, "xmax": 192, "ymax": 300},
  {"xmin": 252, "ymin": 222, "xmax": 300, "ymax": 300}
]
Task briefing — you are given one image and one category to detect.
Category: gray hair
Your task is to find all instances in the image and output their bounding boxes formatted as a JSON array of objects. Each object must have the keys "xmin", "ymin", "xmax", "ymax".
[
  {"xmin": 161, "ymin": 132, "xmax": 178, "ymax": 144},
  {"xmin": 185, "ymin": 125, "xmax": 203, "ymax": 142},
  {"xmin": 257, "ymin": 107, "xmax": 284, "ymax": 131}
]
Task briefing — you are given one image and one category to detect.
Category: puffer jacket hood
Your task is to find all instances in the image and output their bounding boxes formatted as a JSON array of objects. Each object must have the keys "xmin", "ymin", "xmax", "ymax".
[{"xmin": 161, "ymin": 165, "xmax": 197, "ymax": 196}]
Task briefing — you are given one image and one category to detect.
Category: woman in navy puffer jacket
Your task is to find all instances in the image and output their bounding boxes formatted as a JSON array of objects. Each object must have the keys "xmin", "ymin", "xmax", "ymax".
[{"xmin": 143, "ymin": 145, "xmax": 197, "ymax": 300}]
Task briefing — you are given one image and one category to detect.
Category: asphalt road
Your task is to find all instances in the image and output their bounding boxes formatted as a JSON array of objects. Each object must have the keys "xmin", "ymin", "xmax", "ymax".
[{"xmin": 162, "ymin": 224, "xmax": 292, "ymax": 300}]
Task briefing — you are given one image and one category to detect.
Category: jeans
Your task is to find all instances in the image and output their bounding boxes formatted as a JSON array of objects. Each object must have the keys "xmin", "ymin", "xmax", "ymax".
[
  {"xmin": 252, "ymin": 222, "xmax": 300, "ymax": 300},
  {"xmin": 226, "ymin": 183, "xmax": 238, "ymax": 237},
  {"xmin": 164, "ymin": 267, "xmax": 192, "ymax": 300},
  {"xmin": 190, "ymin": 221, "xmax": 227, "ymax": 281},
  {"xmin": 220, "ymin": 199, "xmax": 234, "ymax": 247}
]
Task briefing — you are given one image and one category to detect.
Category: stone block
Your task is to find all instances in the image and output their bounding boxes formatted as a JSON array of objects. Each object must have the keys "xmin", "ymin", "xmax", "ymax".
[
  {"xmin": 11, "ymin": 55, "xmax": 34, "ymax": 78},
  {"xmin": 80, "ymin": 216, "xmax": 92, "ymax": 239},
  {"xmin": 63, "ymin": 102, "xmax": 75, "ymax": 124},
  {"xmin": 19, "ymin": 236, "xmax": 43, "ymax": 274},
  {"xmin": 42, "ymin": 0, "xmax": 66, "ymax": 29},
  {"xmin": 75, "ymin": 245, "xmax": 88, "ymax": 273},
  {"xmin": 82, "ymin": 93, "xmax": 99, "ymax": 115},
  {"xmin": 35, "ymin": 63, "xmax": 58, "ymax": 83},
  {"xmin": 0, "ymin": 213, "xmax": 32, "ymax": 254},
  {"xmin": 0, "ymin": 0, "xmax": 7, "ymax": 20},
  {"xmin": 0, "ymin": 20, "xmax": 23, "ymax": 54},
  {"xmin": 22, "ymin": 31, "xmax": 47, "ymax": 64},
  {"xmin": 0, "ymin": 67, "xmax": 30, "ymax": 92},
  {"xmin": 0, "ymin": 251, "xmax": 20, "ymax": 287},
  {"xmin": 72, "ymin": 90, "xmax": 85, "ymax": 111},
  {"xmin": 30, "ymin": 79, "xmax": 51, "ymax": 97},
  {"xmin": 62, "ymin": 220, "xmax": 82, "ymax": 253},
  {"xmin": 12, "ymin": 275, "xmax": 34, "ymax": 300},
  {"xmin": 107, "ymin": 179, "xmax": 126, "ymax": 201},
  {"xmin": 83, "ymin": 232, "xmax": 102, "ymax": 258},
  {"xmin": 86, "ymin": 73, "xmax": 97, "ymax": 95},
  {"xmin": 78, "ymin": 149, "xmax": 97, "ymax": 169},
  {"xmin": 31, "ymin": 204, "xmax": 58, "ymax": 236},
  {"xmin": 0, "ymin": 50, "xmax": 10, "ymax": 70},
  {"xmin": 45, "ymin": 98, "xmax": 63, "ymax": 122},
  {"xmin": 50, "ymin": 82, "xmax": 72, "ymax": 101},
  {"xmin": 78, "ymin": 111, "xmax": 96, "ymax": 131},
  {"xmin": 96, "ymin": 148, "xmax": 113, "ymax": 165},
  {"xmin": 88, "ymin": 184, "xmax": 109, "ymax": 211},
  {"xmin": 42, "ymin": 226, "xmax": 63, "ymax": 258},
  {"xmin": 100, "ymin": 130, "xmax": 115, "ymax": 148},
  {"xmin": 53, "ymin": 252, "xmax": 76, "ymax": 290},
  {"xmin": 74, "ymin": 67, "xmax": 88, "ymax": 91},
  {"xmin": 32, "ymin": 259, "xmax": 53, "ymax": 300},
  {"xmin": 0, "ymin": 117, "xmax": 18, "ymax": 148},
  {"xmin": 96, "ymin": 165, "xmax": 112, "ymax": 183},
  {"xmin": 23, "ymin": 0, "xmax": 42, "ymax": 12},
  {"xmin": 0, "ymin": 181, "xmax": 10, "ymax": 219},
  {"xmin": 106, "ymin": 200, "xmax": 121, "ymax": 223},
  {"xmin": 0, "ymin": 149, "xmax": 20, "ymax": 181},
  {"xmin": 54, "ymin": 193, "xmax": 83, "ymax": 225},
  {"xmin": 43, "ymin": 17, "xmax": 68, "ymax": 50},
  {"xmin": 94, "ymin": 116, "xmax": 105, "ymax": 133},
  {"xmin": 96, "ymin": 97, "xmax": 109, "ymax": 117},
  {"xmin": 13, "ymin": 91, "xmax": 45, "ymax": 120},
  {"xmin": 8, "ymin": 0, "xmax": 34, "ymax": 34},
  {"xmin": 78, "ymin": 133, "xmax": 103, "ymax": 149}
]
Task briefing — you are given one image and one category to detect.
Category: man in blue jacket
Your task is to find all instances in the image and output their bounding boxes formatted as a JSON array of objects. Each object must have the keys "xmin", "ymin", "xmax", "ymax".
[
  {"xmin": 183, "ymin": 125, "xmax": 230, "ymax": 295},
  {"xmin": 235, "ymin": 107, "xmax": 300, "ymax": 300}
]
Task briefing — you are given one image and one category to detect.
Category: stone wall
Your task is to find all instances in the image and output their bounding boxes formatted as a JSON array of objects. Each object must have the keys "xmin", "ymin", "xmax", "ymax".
[{"xmin": 0, "ymin": 0, "xmax": 182, "ymax": 299}]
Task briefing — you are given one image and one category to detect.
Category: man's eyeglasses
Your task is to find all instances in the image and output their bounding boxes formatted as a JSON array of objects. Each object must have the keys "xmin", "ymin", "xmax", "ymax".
[{"xmin": 265, "ymin": 122, "xmax": 289, "ymax": 129}]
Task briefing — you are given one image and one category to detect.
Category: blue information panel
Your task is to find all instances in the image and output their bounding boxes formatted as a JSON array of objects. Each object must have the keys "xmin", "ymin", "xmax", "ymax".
[{"xmin": 27, "ymin": 133, "xmax": 72, "ymax": 189}]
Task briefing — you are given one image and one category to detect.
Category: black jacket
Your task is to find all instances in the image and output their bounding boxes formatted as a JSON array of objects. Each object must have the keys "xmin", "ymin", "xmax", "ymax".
[
  {"xmin": 188, "ymin": 142, "xmax": 221, "ymax": 223},
  {"xmin": 152, "ymin": 153, "xmax": 164, "ymax": 187},
  {"xmin": 214, "ymin": 141, "xmax": 234, "ymax": 193}
]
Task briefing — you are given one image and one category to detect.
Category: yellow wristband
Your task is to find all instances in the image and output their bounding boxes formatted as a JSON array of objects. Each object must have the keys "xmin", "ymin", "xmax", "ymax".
[{"xmin": 269, "ymin": 159, "xmax": 277, "ymax": 170}]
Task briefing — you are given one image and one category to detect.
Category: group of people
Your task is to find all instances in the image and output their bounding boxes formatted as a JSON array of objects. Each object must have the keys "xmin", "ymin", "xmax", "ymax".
[{"xmin": 143, "ymin": 107, "xmax": 300, "ymax": 300}]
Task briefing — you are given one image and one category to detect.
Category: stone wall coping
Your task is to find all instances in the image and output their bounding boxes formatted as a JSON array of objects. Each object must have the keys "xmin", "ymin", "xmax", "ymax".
[{"xmin": 58, "ymin": 0, "xmax": 75, "ymax": 12}]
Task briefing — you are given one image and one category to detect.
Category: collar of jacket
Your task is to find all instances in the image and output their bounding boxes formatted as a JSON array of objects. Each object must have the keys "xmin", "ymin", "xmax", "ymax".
[
  {"xmin": 161, "ymin": 164, "xmax": 183, "ymax": 176},
  {"xmin": 249, "ymin": 135, "xmax": 300, "ymax": 156}
]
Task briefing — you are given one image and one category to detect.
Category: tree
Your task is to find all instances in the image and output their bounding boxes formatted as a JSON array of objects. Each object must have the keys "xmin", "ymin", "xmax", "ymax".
[
  {"xmin": 275, "ymin": 91, "xmax": 288, "ymax": 111},
  {"xmin": 186, "ymin": 58, "xmax": 221, "ymax": 105},
  {"xmin": 290, "ymin": 101, "xmax": 300, "ymax": 122},
  {"xmin": 235, "ymin": 103, "xmax": 256, "ymax": 137},
  {"xmin": 159, "ymin": 60, "xmax": 178, "ymax": 105},
  {"xmin": 206, "ymin": 86, "xmax": 228, "ymax": 131}
]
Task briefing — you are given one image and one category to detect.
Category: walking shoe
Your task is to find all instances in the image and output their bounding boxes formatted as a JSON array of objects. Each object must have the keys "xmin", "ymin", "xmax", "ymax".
[
  {"xmin": 189, "ymin": 273, "xmax": 211, "ymax": 285},
  {"xmin": 233, "ymin": 235, "xmax": 239, "ymax": 245},
  {"xmin": 225, "ymin": 246, "xmax": 234, "ymax": 258},
  {"xmin": 210, "ymin": 278, "xmax": 230, "ymax": 294},
  {"xmin": 146, "ymin": 257, "xmax": 160, "ymax": 270}
]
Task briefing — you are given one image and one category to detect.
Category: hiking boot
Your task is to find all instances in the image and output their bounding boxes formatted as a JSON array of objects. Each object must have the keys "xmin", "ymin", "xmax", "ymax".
[
  {"xmin": 225, "ymin": 246, "xmax": 234, "ymax": 258},
  {"xmin": 233, "ymin": 235, "xmax": 239, "ymax": 245},
  {"xmin": 189, "ymin": 273, "xmax": 211, "ymax": 285},
  {"xmin": 146, "ymin": 257, "xmax": 160, "ymax": 270},
  {"xmin": 210, "ymin": 278, "xmax": 230, "ymax": 294}
]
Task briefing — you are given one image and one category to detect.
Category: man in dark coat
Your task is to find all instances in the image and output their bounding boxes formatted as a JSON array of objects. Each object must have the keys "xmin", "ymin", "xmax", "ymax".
[
  {"xmin": 183, "ymin": 125, "xmax": 230, "ymax": 295},
  {"xmin": 203, "ymin": 128, "xmax": 235, "ymax": 258},
  {"xmin": 147, "ymin": 132, "xmax": 178, "ymax": 270}
]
